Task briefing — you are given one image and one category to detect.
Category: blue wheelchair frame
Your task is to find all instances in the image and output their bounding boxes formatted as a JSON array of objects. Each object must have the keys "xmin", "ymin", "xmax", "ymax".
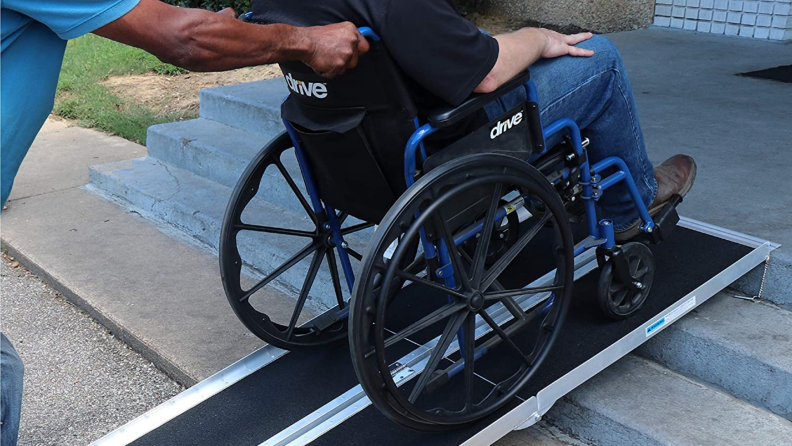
[{"xmin": 280, "ymin": 27, "xmax": 656, "ymax": 326}]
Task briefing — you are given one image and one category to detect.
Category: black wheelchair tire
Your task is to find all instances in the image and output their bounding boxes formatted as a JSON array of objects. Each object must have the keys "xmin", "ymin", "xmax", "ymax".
[
  {"xmin": 219, "ymin": 132, "xmax": 370, "ymax": 350},
  {"xmin": 597, "ymin": 242, "xmax": 655, "ymax": 320},
  {"xmin": 348, "ymin": 153, "xmax": 576, "ymax": 431}
]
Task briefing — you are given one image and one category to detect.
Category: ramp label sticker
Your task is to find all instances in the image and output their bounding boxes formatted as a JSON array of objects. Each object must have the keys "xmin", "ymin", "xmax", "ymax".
[{"xmin": 646, "ymin": 295, "xmax": 696, "ymax": 337}]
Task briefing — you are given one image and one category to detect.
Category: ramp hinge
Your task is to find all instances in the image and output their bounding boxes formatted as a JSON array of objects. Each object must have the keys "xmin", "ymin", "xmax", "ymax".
[{"xmin": 734, "ymin": 255, "xmax": 771, "ymax": 302}]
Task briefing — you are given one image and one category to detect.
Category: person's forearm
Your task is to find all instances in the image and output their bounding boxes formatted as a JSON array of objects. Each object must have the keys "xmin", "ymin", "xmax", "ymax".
[
  {"xmin": 95, "ymin": 1, "xmax": 315, "ymax": 72},
  {"xmin": 475, "ymin": 28, "xmax": 545, "ymax": 93},
  {"xmin": 96, "ymin": 0, "xmax": 367, "ymax": 77},
  {"xmin": 164, "ymin": 10, "xmax": 313, "ymax": 71}
]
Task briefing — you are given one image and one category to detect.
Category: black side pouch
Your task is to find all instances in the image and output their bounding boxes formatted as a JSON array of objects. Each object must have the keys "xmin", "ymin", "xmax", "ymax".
[{"xmin": 282, "ymin": 99, "xmax": 398, "ymax": 223}]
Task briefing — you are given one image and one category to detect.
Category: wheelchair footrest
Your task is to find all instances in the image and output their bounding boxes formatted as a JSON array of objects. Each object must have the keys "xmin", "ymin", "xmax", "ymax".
[{"xmin": 642, "ymin": 194, "xmax": 683, "ymax": 244}]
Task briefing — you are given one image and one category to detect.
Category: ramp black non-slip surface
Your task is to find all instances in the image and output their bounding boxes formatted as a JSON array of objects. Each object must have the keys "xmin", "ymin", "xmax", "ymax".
[
  {"xmin": 133, "ymin": 228, "xmax": 751, "ymax": 446},
  {"xmin": 308, "ymin": 228, "xmax": 751, "ymax": 446}
]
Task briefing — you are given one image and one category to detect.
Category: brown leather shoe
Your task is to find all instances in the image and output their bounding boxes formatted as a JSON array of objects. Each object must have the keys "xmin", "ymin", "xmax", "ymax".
[{"xmin": 615, "ymin": 154, "xmax": 697, "ymax": 241}]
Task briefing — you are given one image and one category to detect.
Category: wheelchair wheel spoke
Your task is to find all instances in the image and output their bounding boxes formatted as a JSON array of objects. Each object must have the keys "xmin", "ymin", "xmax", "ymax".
[
  {"xmin": 346, "ymin": 247, "xmax": 363, "ymax": 261},
  {"xmin": 610, "ymin": 282, "xmax": 627, "ymax": 295},
  {"xmin": 239, "ymin": 242, "xmax": 317, "ymax": 302},
  {"xmin": 483, "ymin": 284, "xmax": 564, "ymax": 301},
  {"xmin": 479, "ymin": 311, "xmax": 531, "ymax": 366},
  {"xmin": 460, "ymin": 247, "xmax": 529, "ymax": 319},
  {"xmin": 481, "ymin": 213, "xmax": 552, "ymax": 291},
  {"xmin": 276, "ymin": 161, "xmax": 316, "ymax": 222},
  {"xmin": 235, "ymin": 223, "xmax": 315, "ymax": 238},
  {"xmin": 408, "ymin": 310, "xmax": 468, "ymax": 404},
  {"xmin": 463, "ymin": 312, "xmax": 476, "ymax": 413},
  {"xmin": 471, "ymin": 184, "xmax": 503, "ymax": 288},
  {"xmin": 525, "ymin": 310, "xmax": 557, "ymax": 366},
  {"xmin": 614, "ymin": 289, "xmax": 630, "ymax": 307},
  {"xmin": 370, "ymin": 302, "xmax": 466, "ymax": 357},
  {"xmin": 285, "ymin": 249, "xmax": 325, "ymax": 340},
  {"xmin": 403, "ymin": 252, "xmax": 427, "ymax": 276},
  {"xmin": 325, "ymin": 249, "xmax": 346, "ymax": 309},
  {"xmin": 435, "ymin": 213, "xmax": 472, "ymax": 291},
  {"xmin": 393, "ymin": 269, "xmax": 467, "ymax": 300},
  {"xmin": 341, "ymin": 222, "xmax": 375, "ymax": 235}
]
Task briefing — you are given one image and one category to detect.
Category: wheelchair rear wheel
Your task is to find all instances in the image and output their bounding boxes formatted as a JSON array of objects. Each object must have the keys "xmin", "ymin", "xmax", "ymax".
[
  {"xmin": 220, "ymin": 132, "xmax": 373, "ymax": 350},
  {"xmin": 349, "ymin": 154, "xmax": 575, "ymax": 430}
]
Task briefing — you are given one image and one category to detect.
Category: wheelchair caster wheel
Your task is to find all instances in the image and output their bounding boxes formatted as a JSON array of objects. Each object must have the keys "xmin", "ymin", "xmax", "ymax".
[{"xmin": 597, "ymin": 242, "xmax": 655, "ymax": 320}]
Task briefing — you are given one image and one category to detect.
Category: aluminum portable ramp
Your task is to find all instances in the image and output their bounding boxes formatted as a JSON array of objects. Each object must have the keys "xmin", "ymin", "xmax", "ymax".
[{"xmin": 92, "ymin": 218, "xmax": 778, "ymax": 446}]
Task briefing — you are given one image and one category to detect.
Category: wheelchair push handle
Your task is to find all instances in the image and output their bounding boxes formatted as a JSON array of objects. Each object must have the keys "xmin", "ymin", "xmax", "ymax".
[
  {"xmin": 238, "ymin": 14, "xmax": 379, "ymax": 42},
  {"xmin": 358, "ymin": 27, "xmax": 381, "ymax": 41}
]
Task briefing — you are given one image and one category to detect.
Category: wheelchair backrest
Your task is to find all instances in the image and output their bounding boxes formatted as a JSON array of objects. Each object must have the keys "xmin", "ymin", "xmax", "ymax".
[{"xmin": 279, "ymin": 41, "xmax": 419, "ymax": 223}]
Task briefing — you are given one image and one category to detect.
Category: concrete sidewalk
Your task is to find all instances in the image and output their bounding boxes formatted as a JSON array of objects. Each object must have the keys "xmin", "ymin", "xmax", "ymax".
[
  {"xmin": 610, "ymin": 29, "xmax": 792, "ymax": 305},
  {"xmin": 1, "ymin": 120, "xmax": 263, "ymax": 385},
  {"xmin": 613, "ymin": 29, "xmax": 790, "ymax": 249},
  {"xmin": 1, "ymin": 257, "xmax": 182, "ymax": 446}
]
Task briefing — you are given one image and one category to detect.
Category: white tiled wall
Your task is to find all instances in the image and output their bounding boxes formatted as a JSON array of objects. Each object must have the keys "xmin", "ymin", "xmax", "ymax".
[{"xmin": 654, "ymin": 0, "xmax": 792, "ymax": 40}]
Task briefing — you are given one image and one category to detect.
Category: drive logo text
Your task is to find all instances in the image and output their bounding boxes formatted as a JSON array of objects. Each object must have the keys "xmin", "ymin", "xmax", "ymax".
[
  {"xmin": 490, "ymin": 110, "xmax": 523, "ymax": 140},
  {"xmin": 285, "ymin": 73, "xmax": 328, "ymax": 99}
]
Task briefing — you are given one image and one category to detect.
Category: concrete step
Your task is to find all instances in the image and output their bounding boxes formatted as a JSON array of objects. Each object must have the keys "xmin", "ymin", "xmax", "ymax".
[
  {"xmin": 496, "ymin": 422, "xmax": 593, "ymax": 446},
  {"xmin": 199, "ymin": 78, "xmax": 287, "ymax": 138},
  {"xmin": 88, "ymin": 157, "xmax": 365, "ymax": 310},
  {"xmin": 146, "ymin": 118, "xmax": 273, "ymax": 189},
  {"xmin": 146, "ymin": 118, "xmax": 309, "ymax": 214},
  {"xmin": 547, "ymin": 355, "xmax": 792, "ymax": 446},
  {"xmin": 733, "ymin": 251, "xmax": 792, "ymax": 311},
  {"xmin": 637, "ymin": 290, "xmax": 792, "ymax": 421},
  {"xmin": 147, "ymin": 116, "xmax": 319, "ymax": 215}
]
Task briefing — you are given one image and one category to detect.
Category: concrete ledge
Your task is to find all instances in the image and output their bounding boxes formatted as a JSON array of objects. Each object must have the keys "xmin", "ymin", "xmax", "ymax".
[
  {"xmin": 1, "ymin": 187, "xmax": 263, "ymax": 385},
  {"xmin": 199, "ymin": 79, "xmax": 287, "ymax": 138},
  {"xmin": 732, "ymin": 251, "xmax": 792, "ymax": 310},
  {"xmin": 547, "ymin": 355, "xmax": 792, "ymax": 446},
  {"xmin": 146, "ymin": 118, "xmax": 272, "ymax": 189},
  {"xmin": 88, "ymin": 157, "xmax": 366, "ymax": 309},
  {"xmin": 638, "ymin": 291, "xmax": 792, "ymax": 420},
  {"xmin": 0, "ymin": 241, "xmax": 198, "ymax": 387}
]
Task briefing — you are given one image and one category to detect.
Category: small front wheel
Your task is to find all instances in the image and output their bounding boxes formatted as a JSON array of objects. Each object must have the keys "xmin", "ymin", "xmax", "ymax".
[{"xmin": 597, "ymin": 242, "xmax": 655, "ymax": 320}]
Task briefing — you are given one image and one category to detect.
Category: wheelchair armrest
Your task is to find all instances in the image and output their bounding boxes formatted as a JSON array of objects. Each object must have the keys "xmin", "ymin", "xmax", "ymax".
[{"xmin": 427, "ymin": 71, "xmax": 532, "ymax": 128}]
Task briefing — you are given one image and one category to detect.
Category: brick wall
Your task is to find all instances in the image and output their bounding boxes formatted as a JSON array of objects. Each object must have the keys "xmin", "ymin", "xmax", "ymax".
[{"xmin": 653, "ymin": 0, "xmax": 792, "ymax": 40}]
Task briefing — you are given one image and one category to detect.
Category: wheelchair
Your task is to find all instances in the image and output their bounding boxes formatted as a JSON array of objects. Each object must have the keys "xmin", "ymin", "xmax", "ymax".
[{"xmin": 219, "ymin": 28, "xmax": 681, "ymax": 431}]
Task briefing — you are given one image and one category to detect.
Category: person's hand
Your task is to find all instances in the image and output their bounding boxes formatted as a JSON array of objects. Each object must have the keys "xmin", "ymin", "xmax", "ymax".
[
  {"xmin": 536, "ymin": 29, "xmax": 595, "ymax": 59},
  {"xmin": 216, "ymin": 7, "xmax": 236, "ymax": 18},
  {"xmin": 301, "ymin": 22, "xmax": 371, "ymax": 78}
]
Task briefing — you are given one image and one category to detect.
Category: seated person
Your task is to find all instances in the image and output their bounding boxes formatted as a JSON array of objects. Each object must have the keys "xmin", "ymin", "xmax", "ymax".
[{"xmin": 251, "ymin": 0, "xmax": 696, "ymax": 240}]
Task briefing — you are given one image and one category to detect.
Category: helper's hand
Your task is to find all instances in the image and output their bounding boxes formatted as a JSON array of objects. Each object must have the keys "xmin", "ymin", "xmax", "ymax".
[
  {"xmin": 301, "ymin": 22, "xmax": 371, "ymax": 78},
  {"xmin": 537, "ymin": 29, "xmax": 595, "ymax": 59},
  {"xmin": 216, "ymin": 7, "xmax": 237, "ymax": 18}
]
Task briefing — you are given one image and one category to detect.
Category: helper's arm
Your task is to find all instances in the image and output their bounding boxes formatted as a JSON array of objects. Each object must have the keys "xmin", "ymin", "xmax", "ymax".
[
  {"xmin": 94, "ymin": 0, "xmax": 369, "ymax": 78},
  {"xmin": 475, "ymin": 28, "xmax": 595, "ymax": 93}
]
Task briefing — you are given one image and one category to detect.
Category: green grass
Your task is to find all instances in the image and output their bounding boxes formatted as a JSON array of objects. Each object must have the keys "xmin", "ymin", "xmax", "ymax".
[{"xmin": 55, "ymin": 34, "xmax": 194, "ymax": 144}]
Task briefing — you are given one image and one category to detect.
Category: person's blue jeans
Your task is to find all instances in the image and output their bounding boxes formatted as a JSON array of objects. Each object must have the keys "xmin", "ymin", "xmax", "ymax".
[
  {"xmin": 484, "ymin": 35, "xmax": 657, "ymax": 231},
  {"xmin": 1, "ymin": 333, "xmax": 23, "ymax": 446}
]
